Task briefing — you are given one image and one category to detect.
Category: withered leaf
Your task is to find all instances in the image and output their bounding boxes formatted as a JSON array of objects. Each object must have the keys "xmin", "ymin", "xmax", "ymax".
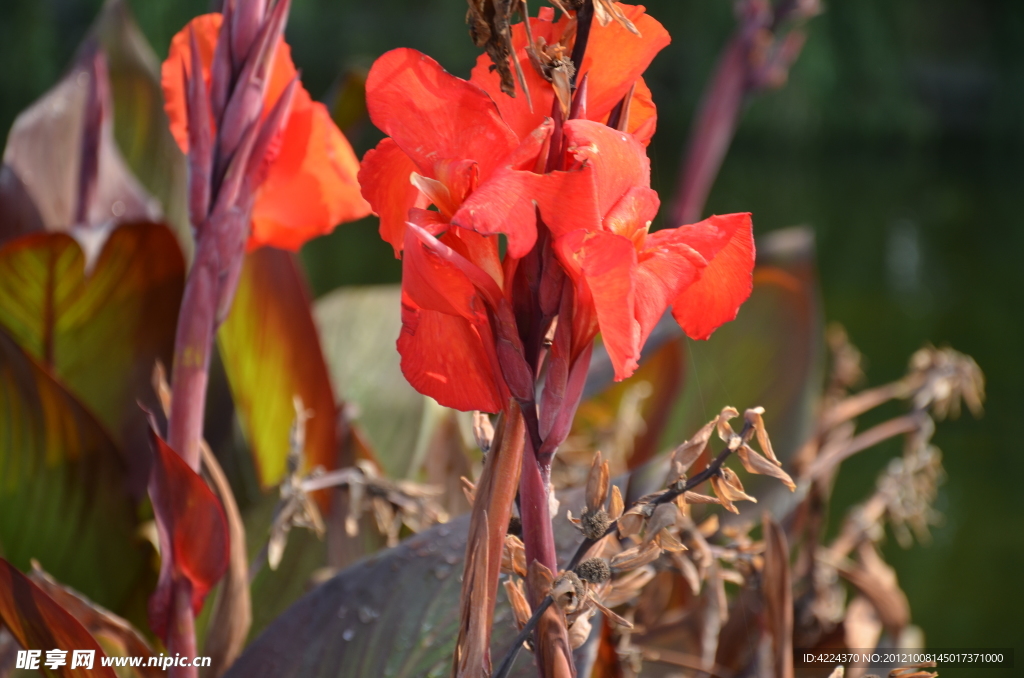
[
  {"xmin": 467, "ymin": 0, "xmax": 526, "ymax": 98},
  {"xmin": 737, "ymin": 444, "xmax": 796, "ymax": 491}
]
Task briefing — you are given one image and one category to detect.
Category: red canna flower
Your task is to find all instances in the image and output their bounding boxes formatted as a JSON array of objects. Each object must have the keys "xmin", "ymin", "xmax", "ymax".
[
  {"xmin": 359, "ymin": 3, "xmax": 753, "ymax": 414},
  {"xmin": 455, "ymin": 118, "xmax": 754, "ymax": 380},
  {"xmin": 162, "ymin": 13, "xmax": 370, "ymax": 251}
]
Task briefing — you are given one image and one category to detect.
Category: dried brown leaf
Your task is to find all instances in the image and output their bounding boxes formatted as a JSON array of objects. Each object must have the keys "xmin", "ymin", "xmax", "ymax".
[
  {"xmin": 762, "ymin": 514, "xmax": 794, "ymax": 678},
  {"xmin": 670, "ymin": 551, "xmax": 702, "ymax": 595},
  {"xmin": 669, "ymin": 417, "xmax": 717, "ymax": 476},
  {"xmin": 504, "ymin": 578, "xmax": 532, "ymax": 631},
  {"xmin": 200, "ymin": 443, "xmax": 251, "ymax": 677},
  {"xmin": 453, "ymin": 404, "xmax": 525, "ymax": 678},
  {"xmin": 737, "ymin": 444, "xmax": 796, "ymax": 491},
  {"xmin": 610, "ymin": 540, "xmax": 662, "ymax": 571},
  {"xmin": 744, "ymin": 407, "xmax": 779, "ymax": 464},
  {"xmin": 608, "ymin": 484, "xmax": 624, "ymax": 521}
]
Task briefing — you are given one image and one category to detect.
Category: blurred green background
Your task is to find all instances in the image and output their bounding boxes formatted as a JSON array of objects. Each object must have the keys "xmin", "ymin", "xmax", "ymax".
[{"xmin": 2, "ymin": 0, "xmax": 1021, "ymax": 665}]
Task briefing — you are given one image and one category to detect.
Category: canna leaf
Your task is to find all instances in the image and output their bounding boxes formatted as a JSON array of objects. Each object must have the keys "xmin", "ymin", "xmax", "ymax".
[
  {"xmin": 223, "ymin": 493, "xmax": 588, "ymax": 678},
  {"xmin": 89, "ymin": 0, "xmax": 191, "ymax": 255},
  {"xmin": 0, "ymin": 328, "xmax": 148, "ymax": 615},
  {"xmin": 217, "ymin": 247, "xmax": 338, "ymax": 493},
  {"xmin": 314, "ymin": 284, "xmax": 427, "ymax": 479},
  {"xmin": 147, "ymin": 429, "xmax": 229, "ymax": 642},
  {"xmin": 0, "ymin": 558, "xmax": 118, "ymax": 678},
  {"xmin": 0, "ymin": 222, "xmax": 185, "ymax": 495}
]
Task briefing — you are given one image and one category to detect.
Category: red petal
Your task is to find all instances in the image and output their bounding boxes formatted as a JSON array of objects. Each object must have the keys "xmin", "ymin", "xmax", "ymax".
[
  {"xmin": 163, "ymin": 14, "xmax": 220, "ymax": 152},
  {"xmin": 555, "ymin": 229, "xmax": 640, "ymax": 380},
  {"xmin": 250, "ymin": 96, "xmax": 369, "ymax": 250},
  {"xmin": 602, "ymin": 185, "xmax": 660, "ymax": 243},
  {"xmin": 669, "ymin": 213, "xmax": 756, "ymax": 340},
  {"xmin": 359, "ymin": 138, "xmax": 428, "ymax": 256},
  {"xmin": 365, "ymin": 48, "xmax": 518, "ymax": 179},
  {"xmin": 148, "ymin": 429, "xmax": 229, "ymax": 641},
  {"xmin": 562, "ymin": 119, "xmax": 650, "ymax": 218},
  {"xmin": 635, "ymin": 229, "xmax": 706, "ymax": 346},
  {"xmin": 398, "ymin": 301, "xmax": 504, "ymax": 412},
  {"xmin": 580, "ymin": 6, "xmax": 671, "ymax": 119}
]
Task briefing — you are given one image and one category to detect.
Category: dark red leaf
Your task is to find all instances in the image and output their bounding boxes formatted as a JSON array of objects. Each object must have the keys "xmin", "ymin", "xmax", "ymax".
[
  {"xmin": 147, "ymin": 429, "xmax": 229, "ymax": 641},
  {"xmin": 0, "ymin": 558, "xmax": 117, "ymax": 678}
]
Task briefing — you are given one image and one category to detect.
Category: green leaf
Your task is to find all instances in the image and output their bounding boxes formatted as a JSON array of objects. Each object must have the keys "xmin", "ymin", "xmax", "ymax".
[
  {"xmin": 0, "ymin": 329, "xmax": 148, "ymax": 614},
  {"xmin": 0, "ymin": 558, "xmax": 119, "ymax": 678},
  {"xmin": 223, "ymin": 486, "xmax": 591, "ymax": 678},
  {"xmin": 0, "ymin": 223, "xmax": 185, "ymax": 493},
  {"xmin": 90, "ymin": 0, "xmax": 191, "ymax": 258},
  {"xmin": 314, "ymin": 285, "xmax": 426, "ymax": 479},
  {"xmin": 218, "ymin": 248, "xmax": 338, "ymax": 490}
]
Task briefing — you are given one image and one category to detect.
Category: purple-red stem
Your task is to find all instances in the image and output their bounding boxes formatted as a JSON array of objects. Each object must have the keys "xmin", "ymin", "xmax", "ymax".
[{"xmin": 669, "ymin": 35, "xmax": 747, "ymax": 226}]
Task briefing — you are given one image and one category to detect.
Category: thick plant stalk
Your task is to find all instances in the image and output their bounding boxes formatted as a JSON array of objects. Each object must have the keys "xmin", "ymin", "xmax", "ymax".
[
  {"xmin": 453, "ymin": 405, "xmax": 525, "ymax": 678},
  {"xmin": 670, "ymin": 0, "xmax": 817, "ymax": 225},
  {"xmin": 160, "ymin": 1, "xmax": 293, "ymax": 675}
]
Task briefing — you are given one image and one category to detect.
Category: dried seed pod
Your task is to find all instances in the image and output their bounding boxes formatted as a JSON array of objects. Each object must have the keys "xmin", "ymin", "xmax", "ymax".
[
  {"xmin": 576, "ymin": 558, "xmax": 611, "ymax": 584},
  {"xmin": 551, "ymin": 571, "xmax": 584, "ymax": 612},
  {"xmin": 580, "ymin": 508, "xmax": 612, "ymax": 541},
  {"xmin": 744, "ymin": 406, "xmax": 778, "ymax": 464}
]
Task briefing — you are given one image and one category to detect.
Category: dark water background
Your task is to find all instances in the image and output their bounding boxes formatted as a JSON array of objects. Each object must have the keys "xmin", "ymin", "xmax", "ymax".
[{"xmin": 2, "ymin": 0, "xmax": 1021, "ymax": 667}]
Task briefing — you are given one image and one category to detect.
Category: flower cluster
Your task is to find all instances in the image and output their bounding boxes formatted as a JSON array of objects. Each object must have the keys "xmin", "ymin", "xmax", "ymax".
[{"xmin": 359, "ymin": 5, "xmax": 756, "ymax": 437}]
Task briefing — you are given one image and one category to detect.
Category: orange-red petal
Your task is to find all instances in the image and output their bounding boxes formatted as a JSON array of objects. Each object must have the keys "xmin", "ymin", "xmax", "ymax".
[
  {"xmin": 359, "ymin": 138, "xmax": 428, "ymax": 256},
  {"xmin": 365, "ymin": 48, "xmax": 518, "ymax": 179},
  {"xmin": 669, "ymin": 213, "xmax": 756, "ymax": 340},
  {"xmin": 250, "ymin": 94, "xmax": 369, "ymax": 250},
  {"xmin": 397, "ymin": 303, "xmax": 503, "ymax": 413},
  {"xmin": 555, "ymin": 229, "xmax": 640, "ymax": 380}
]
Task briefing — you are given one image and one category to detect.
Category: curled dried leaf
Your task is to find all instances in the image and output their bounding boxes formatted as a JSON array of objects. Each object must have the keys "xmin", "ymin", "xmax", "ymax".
[
  {"xmin": 551, "ymin": 571, "xmax": 584, "ymax": 613},
  {"xmin": 610, "ymin": 540, "xmax": 662, "ymax": 572},
  {"xmin": 567, "ymin": 609, "xmax": 594, "ymax": 649},
  {"xmin": 504, "ymin": 578, "xmax": 532, "ymax": 631},
  {"xmin": 716, "ymin": 406, "xmax": 741, "ymax": 447},
  {"xmin": 668, "ymin": 417, "xmax": 717, "ymax": 478},
  {"xmin": 608, "ymin": 485, "xmax": 624, "ymax": 520},
  {"xmin": 501, "ymin": 534, "xmax": 527, "ymax": 576},
  {"xmin": 737, "ymin": 444, "xmax": 796, "ymax": 491},
  {"xmin": 593, "ymin": 0, "xmax": 640, "ymax": 34},
  {"xmin": 643, "ymin": 503, "xmax": 680, "ymax": 545},
  {"xmin": 744, "ymin": 407, "xmax": 779, "ymax": 464},
  {"xmin": 617, "ymin": 504, "xmax": 648, "ymax": 540},
  {"xmin": 655, "ymin": 530, "xmax": 687, "ymax": 553}
]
